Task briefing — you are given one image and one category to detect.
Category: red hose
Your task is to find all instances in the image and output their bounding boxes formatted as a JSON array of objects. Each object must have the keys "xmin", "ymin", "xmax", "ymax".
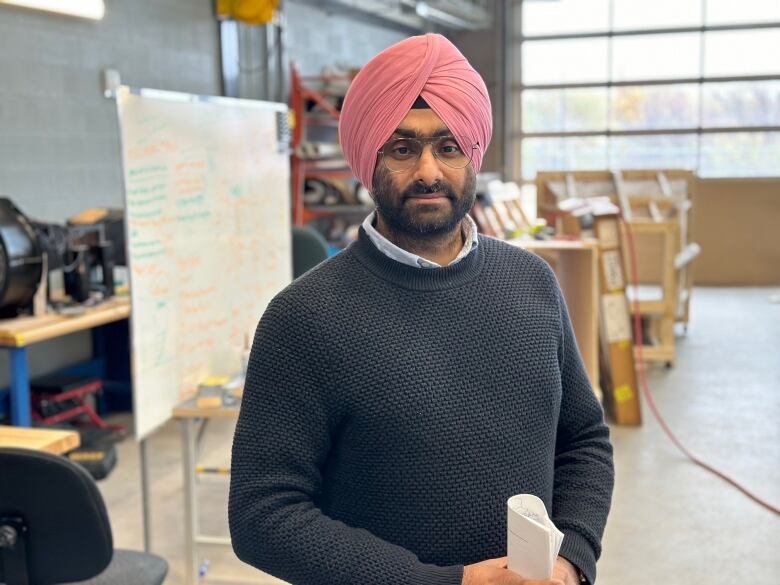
[{"xmin": 621, "ymin": 215, "xmax": 780, "ymax": 516}]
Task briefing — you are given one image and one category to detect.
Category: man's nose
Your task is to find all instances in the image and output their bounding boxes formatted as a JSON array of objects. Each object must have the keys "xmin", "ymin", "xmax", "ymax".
[{"xmin": 412, "ymin": 145, "xmax": 444, "ymax": 187}]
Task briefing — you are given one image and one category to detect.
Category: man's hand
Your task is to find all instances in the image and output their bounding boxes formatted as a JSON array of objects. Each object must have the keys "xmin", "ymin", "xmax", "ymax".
[
  {"xmin": 552, "ymin": 557, "xmax": 580, "ymax": 585},
  {"xmin": 462, "ymin": 557, "xmax": 565, "ymax": 585}
]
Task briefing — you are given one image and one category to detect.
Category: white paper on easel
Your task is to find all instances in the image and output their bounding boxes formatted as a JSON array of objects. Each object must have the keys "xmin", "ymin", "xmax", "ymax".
[{"xmin": 507, "ymin": 494, "xmax": 564, "ymax": 579}]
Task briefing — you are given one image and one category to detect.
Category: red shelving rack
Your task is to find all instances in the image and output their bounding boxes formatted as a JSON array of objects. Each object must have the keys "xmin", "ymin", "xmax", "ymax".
[{"xmin": 289, "ymin": 65, "xmax": 360, "ymax": 228}]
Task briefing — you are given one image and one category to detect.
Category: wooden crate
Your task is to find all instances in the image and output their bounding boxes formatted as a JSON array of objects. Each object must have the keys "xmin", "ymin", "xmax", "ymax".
[{"xmin": 536, "ymin": 170, "xmax": 700, "ymax": 365}]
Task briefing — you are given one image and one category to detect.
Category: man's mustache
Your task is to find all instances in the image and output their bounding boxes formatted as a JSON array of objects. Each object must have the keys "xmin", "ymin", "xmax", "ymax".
[{"xmin": 401, "ymin": 180, "xmax": 457, "ymax": 200}]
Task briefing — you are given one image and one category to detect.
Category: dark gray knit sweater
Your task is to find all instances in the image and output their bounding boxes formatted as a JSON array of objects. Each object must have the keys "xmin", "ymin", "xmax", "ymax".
[{"xmin": 229, "ymin": 228, "xmax": 614, "ymax": 585}]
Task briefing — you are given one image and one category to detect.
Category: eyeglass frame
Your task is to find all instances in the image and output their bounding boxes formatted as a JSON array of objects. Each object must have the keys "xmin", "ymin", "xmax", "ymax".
[{"xmin": 376, "ymin": 134, "xmax": 479, "ymax": 173}]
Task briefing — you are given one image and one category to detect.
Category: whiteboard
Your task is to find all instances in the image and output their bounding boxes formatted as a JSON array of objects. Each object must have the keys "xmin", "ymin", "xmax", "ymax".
[{"xmin": 116, "ymin": 87, "xmax": 291, "ymax": 440}]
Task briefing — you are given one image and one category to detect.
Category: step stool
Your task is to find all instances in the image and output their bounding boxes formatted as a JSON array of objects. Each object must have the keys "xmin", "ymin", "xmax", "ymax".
[{"xmin": 30, "ymin": 374, "xmax": 124, "ymax": 434}]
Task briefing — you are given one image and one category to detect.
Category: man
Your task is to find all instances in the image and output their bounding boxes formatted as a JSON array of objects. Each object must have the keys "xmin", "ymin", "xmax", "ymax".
[{"xmin": 230, "ymin": 34, "xmax": 614, "ymax": 585}]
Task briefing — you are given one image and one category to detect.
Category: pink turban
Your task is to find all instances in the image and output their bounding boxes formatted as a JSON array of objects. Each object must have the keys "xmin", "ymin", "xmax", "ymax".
[{"xmin": 338, "ymin": 33, "xmax": 493, "ymax": 190}]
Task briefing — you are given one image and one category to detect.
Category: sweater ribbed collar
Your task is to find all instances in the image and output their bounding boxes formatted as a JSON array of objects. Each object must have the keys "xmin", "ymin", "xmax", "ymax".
[{"xmin": 348, "ymin": 226, "xmax": 486, "ymax": 291}]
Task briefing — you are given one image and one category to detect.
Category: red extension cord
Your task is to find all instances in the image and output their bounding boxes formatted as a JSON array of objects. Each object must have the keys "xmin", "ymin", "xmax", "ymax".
[{"xmin": 620, "ymin": 215, "xmax": 780, "ymax": 516}]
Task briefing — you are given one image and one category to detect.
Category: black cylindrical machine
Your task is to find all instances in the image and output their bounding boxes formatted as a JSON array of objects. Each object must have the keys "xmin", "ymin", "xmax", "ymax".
[
  {"xmin": 0, "ymin": 198, "xmax": 44, "ymax": 315},
  {"xmin": 0, "ymin": 197, "xmax": 125, "ymax": 315}
]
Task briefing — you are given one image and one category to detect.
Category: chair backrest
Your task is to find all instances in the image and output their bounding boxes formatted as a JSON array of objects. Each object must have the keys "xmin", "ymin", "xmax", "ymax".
[
  {"xmin": 0, "ymin": 447, "xmax": 113, "ymax": 584},
  {"xmin": 292, "ymin": 226, "xmax": 329, "ymax": 279}
]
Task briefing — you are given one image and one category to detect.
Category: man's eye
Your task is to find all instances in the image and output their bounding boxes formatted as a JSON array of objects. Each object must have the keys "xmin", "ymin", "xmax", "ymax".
[
  {"xmin": 391, "ymin": 145, "xmax": 415, "ymax": 157},
  {"xmin": 438, "ymin": 141, "xmax": 462, "ymax": 155}
]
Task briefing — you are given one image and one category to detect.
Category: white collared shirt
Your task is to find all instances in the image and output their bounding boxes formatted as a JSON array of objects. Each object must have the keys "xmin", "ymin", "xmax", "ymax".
[{"xmin": 361, "ymin": 211, "xmax": 480, "ymax": 269}]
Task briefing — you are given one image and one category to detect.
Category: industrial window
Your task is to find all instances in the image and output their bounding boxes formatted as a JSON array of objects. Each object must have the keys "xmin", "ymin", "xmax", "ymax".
[{"xmin": 513, "ymin": 0, "xmax": 780, "ymax": 180}]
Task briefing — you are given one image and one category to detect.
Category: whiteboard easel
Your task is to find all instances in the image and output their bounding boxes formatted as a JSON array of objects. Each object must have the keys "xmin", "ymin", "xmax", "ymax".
[{"xmin": 115, "ymin": 86, "xmax": 291, "ymax": 551}]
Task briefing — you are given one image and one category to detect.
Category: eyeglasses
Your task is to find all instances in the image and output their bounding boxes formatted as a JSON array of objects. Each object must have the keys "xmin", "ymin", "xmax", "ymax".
[{"xmin": 377, "ymin": 135, "xmax": 478, "ymax": 173}]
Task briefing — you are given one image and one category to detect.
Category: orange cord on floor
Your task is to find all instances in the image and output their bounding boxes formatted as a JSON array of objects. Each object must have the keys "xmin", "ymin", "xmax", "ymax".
[{"xmin": 620, "ymin": 215, "xmax": 780, "ymax": 517}]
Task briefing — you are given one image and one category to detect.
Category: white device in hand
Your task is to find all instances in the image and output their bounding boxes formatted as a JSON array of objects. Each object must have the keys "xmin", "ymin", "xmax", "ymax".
[{"xmin": 507, "ymin": 494, "xmax": 564, "ymax": 579}]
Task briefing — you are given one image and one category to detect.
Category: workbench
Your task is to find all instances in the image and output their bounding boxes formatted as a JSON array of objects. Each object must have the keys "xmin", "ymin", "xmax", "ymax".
[
  {"xmin": 0, "ymin": 425, "xmax": 80, "ymax": 454},
  {"xmin": 0, "ymin": 297, "xmax": 131, "ymax": 426}
]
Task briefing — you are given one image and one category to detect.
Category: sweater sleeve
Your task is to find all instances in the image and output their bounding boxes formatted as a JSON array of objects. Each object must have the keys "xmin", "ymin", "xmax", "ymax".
[
  {"xmin": 228, "ymin": 296, "xmax": 464, "ymax": 585},
  {"xmin": 551, "ymin": 286, "xmax": 615, "ymax": 585}
]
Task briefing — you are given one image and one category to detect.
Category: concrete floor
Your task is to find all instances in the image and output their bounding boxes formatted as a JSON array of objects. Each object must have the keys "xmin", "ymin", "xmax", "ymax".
[{"xmin": 97, "ymin": 287, "xmax": 780, "ymax": 584}]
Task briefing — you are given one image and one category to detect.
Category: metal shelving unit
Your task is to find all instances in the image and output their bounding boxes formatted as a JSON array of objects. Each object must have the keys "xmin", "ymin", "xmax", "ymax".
[{"xmin": 290, "ymin": 65, "xmax": 358, "ymax": 227}]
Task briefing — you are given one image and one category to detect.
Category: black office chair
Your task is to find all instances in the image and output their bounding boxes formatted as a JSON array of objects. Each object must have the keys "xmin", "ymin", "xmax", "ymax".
[
  {"xmin": 0, "ymin": 447, "xmax": 167, "ymax": 585},
  {"xmin": 292, "ymin": 226, "xmax": 329, "ymax": 279}
]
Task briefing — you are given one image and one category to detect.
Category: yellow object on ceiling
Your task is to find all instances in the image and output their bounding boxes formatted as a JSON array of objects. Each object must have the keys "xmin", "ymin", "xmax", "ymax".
[{"xmin": 216, "ymin": 0, "xmax": 280, "ymax": 25}]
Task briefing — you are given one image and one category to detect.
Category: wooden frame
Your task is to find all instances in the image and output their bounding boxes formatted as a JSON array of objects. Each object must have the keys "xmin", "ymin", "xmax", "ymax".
[
  {"xmin": 536, "ymin": 169, "xmax": 699, "ymax": 365},
  {"xmin": 624, "ymin": 219, "xmax": 679, "ymax": 365}
]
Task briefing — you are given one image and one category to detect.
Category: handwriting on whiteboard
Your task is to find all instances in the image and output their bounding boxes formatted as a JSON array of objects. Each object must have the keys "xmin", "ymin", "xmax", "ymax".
[{"xmin": 118, "ymin": 87, "xmax": 291, "ymax": 439}]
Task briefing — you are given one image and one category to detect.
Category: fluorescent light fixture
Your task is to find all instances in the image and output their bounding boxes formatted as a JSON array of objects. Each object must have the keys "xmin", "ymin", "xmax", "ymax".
[{"xmin": 0, "ymin": 0, "xmax": 105, "ymax": 20}]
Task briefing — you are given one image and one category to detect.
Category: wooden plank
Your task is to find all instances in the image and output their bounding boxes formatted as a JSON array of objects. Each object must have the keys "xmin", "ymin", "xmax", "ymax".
[
  {"xmin": 0, "ymin": 296, "xmax": 130, "ymax": 347},
  {"xmin": 627, "ymin": 219, "xmax": 678, "ymax": 234},
  {"xmin": 594, "ymin": 214, "xmax": 642, "ymax": 426},
  {"xmin": 565, "ymin": 173, "xmax": 578, "ymax": 199},
  {"xmin": 503, "ymin": 199, "xmax": 528, "ymax": 230},
  {"xmin": 0, "ymin": 426, "xmax": 80, "ymax": 454},
  {"xmin": 613, "ymin": 196, "xmax": 676, "ymax": 206},
  {"xmin": 482, "ymin": 206, "xmax": 505, "ymax": 237},
  {"xmin": 556, "ymin": 244, "xmax": 600, "ymax": 396},
  {"xmin": 657, "ymin": 171, "xmax": 673, "ymax": 198},
  {"xmin": 491, "ymin": 201, "xmax": 517, "ymax": 233},
  {"xmin": 635, "ymin": 346, "xmax": 675, "ymax": 363},
  {"xmin": 611, "ymin": 170, "xmax": 633, "ymax": 221},
  {"xmin": 631, "ymin": 300, "xmax": 669, "ymax": 314},
  {"xmin": 470, "ymin": 204, "xmax": 498, "ymax": 237},
  {"xmin": 648, "ymin": 201, "xmax": 664, "ymax": 222}
]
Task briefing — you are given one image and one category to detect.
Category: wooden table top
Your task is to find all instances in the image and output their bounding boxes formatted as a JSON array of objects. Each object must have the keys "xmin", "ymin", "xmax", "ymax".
[
  {"xmin": 172, "ymin": 388, "xmax": 243, "ymax": 420},
  {"xmin": 172, "ymin": 396, "xmax": 241, "ymax": 419},
  {"xmin": 0, "ymin": 296, "xmax": 130, "ymax": 347},
  {"xmin": 0, "ymin": 426, "xmax": 81, "ymax": 454}
]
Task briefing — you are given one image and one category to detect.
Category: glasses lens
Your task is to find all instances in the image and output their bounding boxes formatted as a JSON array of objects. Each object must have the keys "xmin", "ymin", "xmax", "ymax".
[
  {"xmin": 383, "ymin": 138, "xmax": 422, "ymax": 172},
  {"xmin": 434, "ymin": 136, "xmax": 472, "ymax": 169}
]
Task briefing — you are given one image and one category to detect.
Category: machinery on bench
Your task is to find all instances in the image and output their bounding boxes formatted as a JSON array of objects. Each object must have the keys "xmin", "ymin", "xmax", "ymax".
[
  {"xmin": 0, "ymin": 197, "xmax": 125, "ymax": 317},
  {"xmin": 0, "ymin": 197, "xmax": 127, "ymax": 478}
]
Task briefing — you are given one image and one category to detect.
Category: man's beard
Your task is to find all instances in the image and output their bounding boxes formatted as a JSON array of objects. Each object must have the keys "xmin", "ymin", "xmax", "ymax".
[{"xmin": 370, "ymin": 166, "xmax": 477, "ymax": 237}]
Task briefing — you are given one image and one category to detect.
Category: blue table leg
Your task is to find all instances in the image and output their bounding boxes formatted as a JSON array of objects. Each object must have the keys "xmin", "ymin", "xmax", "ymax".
[
  {"xmin": 92, "ymin": 325, "xmax": 108, "ymax": 378},
  {"xmin": 9, "ymin": 347, "xmax": 31, "ymax": 426},
  {"xmin": 92, "ymin": 325, "xmax": 107, "ymax": 413}
]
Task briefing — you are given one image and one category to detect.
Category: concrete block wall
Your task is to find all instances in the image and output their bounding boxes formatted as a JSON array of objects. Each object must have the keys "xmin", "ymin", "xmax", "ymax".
[
  {"xmin": 0, "ymin": 0, "xmax": 221, "ymax": 223},
  {"xmin": 284, "ymin": 0, "xmax": 408, "ymax": 76},
  {"xmin": 0, "ymin": 0, "xmax": 220, "ymax": 399}
]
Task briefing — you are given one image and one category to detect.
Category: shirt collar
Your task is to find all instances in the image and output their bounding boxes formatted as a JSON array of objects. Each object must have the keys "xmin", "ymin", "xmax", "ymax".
[{"xmin": 361, "ymin": 211, "xmax": 479, "ymax": 269}]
